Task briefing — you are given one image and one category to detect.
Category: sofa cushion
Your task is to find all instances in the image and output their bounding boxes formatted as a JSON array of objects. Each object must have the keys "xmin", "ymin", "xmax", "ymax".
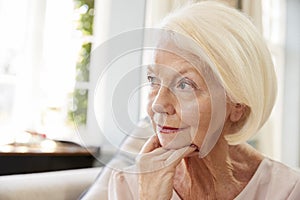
[{"xmin": 0, "ymin": 167, "xmax": 102, "ymax": 200}]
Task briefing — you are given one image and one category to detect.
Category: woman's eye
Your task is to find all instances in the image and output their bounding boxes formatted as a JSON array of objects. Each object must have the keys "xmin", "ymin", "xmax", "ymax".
[
  {"xmin": 147, "ymin": 75, "xmax": 160, "ymax": 86},
  {"xmin": 176, "ymin": 78, "xmax": 197, "ymax": 91},
  {"xmin": 178, "ymin": 82, "xmax": 191, "ymax": 89}
]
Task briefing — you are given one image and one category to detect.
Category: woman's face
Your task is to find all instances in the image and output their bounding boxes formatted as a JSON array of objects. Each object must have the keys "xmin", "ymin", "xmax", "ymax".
[{"xmin": 147, "ymin": 50, "xmax": 227, "ymax": 150}]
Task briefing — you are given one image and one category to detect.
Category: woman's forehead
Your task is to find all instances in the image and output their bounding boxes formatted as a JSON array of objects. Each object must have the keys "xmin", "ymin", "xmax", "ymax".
[
  {"xmin": 154, "ymin": 49, "xmax": 189, "ymax": 64},
  {"xmin": 147, "ymin": 63, "xmax": 197, "ymax": 77},
  {"xmin": 148, "ymin": 50, "xmax": 203, "ymax": 75}
]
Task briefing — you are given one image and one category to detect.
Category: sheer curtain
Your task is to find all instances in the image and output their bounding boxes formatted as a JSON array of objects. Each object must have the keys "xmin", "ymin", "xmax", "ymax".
[
  {"xmin": 0, "ymin": 0, "xmax": 47, "ymax": 144},
  {"xmin": 0, "ymin": 0, "xmax": 89, "ymax": 145}
]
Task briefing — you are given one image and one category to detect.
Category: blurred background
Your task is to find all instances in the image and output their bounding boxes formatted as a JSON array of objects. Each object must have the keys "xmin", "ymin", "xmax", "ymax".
[{"xmin": 0, "ymin": 0, "xmax": 299, "ymax": 171}]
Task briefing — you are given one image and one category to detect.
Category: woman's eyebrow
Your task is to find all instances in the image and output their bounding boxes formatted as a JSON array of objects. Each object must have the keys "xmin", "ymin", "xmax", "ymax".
[
  {"xmin": 175, "ymin": 66, "xmax": 199, "ymax": 77},
  {"xmin": 172, "ymin": 59, "xmax": 201, "ymax": 73},
  {"xmin": 146, "ymin": 65, "xmax": 155, "ymax": 74}
]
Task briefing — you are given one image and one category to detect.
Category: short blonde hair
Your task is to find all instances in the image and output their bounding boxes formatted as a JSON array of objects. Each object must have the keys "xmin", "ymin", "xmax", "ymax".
[{"xmin": 158, "ymin": 1, "xmax": 277, "ymax": 144}]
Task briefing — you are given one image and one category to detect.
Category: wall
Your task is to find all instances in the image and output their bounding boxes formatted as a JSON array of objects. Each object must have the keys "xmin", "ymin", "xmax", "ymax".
[
  {"xmin": 282, "ymin": 0, "xmax": 300, "ymax": 167},
  {"xmin": 82, "ymin": 0, "xmax": 147, "ymax": 155}
]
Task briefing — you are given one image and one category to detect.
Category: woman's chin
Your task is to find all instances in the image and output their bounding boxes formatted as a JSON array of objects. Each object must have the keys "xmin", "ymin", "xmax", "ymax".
[{"xmin": 158, "ymin": 134, "xmax": 192, "ymax": 150}]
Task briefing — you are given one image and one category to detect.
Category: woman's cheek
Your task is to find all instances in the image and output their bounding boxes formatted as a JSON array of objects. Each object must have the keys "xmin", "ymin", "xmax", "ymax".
[
  {"xmin": 147, "ymin": 90, "xmax": 156, "ymax": 117},
  {"xmin": 180, "ymin": 97, "xmax": 212, "ymax": 147},
  {"xmin": 179, "ymin": 97, "xmax": 201, "ymax": 126},
  {"xmin": 147, "ymin": 92, "xmax": 158, "ymax": 133},
  {"xmin": 179, "ymin": 91, "xmax": 211, "ymax": 125},
  {"xmin": 147, "ymin": 99, "xmax": 154, "ymax": 118}
]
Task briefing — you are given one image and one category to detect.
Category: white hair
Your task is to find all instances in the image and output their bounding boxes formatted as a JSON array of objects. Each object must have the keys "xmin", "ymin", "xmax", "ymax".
[{"xmin": 157, "ymin": 1, "xmax": 278, "ymax": 144}]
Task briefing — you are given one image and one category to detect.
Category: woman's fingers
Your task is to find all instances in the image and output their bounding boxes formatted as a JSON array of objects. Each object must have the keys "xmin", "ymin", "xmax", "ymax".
[
  {"xmin": 140, "ymin": 134, "xmax": 160, "ymax": 153},
  {"xmin": 164, "ymin": 146, "xmax": 197, "ymax": 166},
  {"xmin": 137, "ymin": 144, "xmax": 197, "ymax": 173},
  {"xmin": 137, "ymin": 135, "xmax": 198, "ymax": 173}
]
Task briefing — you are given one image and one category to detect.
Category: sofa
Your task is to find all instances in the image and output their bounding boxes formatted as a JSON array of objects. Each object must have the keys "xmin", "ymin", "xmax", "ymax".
[
  {"xmin": 0, "ymin": 167, "xmax": 102, "ymax": 200},
  {"xmin": 0, "ymin": 119, "xmax": 151, "ymax": 200}
]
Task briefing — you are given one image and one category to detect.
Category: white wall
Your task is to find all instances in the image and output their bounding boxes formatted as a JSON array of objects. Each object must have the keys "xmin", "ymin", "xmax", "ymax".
[
  {"xmin": 282, "ymin": 0, "xmax": 300, "ymax": 168},
  {"xmin": 82, "ymin": 0, "xmax": 146, "ymax": 151}
]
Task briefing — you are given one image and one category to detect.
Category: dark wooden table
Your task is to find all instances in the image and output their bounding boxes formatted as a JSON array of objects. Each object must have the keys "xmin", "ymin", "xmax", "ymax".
[{"xmin": 0, "ymin": 141, "xmax": 100, "ymax": 175}]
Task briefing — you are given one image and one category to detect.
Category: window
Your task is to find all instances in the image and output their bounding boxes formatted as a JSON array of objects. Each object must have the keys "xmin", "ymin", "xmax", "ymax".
[
  {"xmin": 0, "ymin": 0, "xmax": 95, "ymax": 145},
  {"xmin": 0, "ymin": 0, "xmax": 37, "ymax": 145},
  {"xmin": 0, "ymin": 0, "xmax": 146, "ymax": 150}
]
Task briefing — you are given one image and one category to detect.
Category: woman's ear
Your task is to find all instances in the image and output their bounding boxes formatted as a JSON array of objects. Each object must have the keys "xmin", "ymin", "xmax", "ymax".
[{"xmin": 229, "ymin": 103, "xmax": 246, "ymax": 122}]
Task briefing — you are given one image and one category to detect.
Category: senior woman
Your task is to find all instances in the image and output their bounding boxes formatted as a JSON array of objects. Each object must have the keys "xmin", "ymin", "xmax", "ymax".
[{"xmin": 82, "ymin": 1, "xmax": 300, "ymax": 200}]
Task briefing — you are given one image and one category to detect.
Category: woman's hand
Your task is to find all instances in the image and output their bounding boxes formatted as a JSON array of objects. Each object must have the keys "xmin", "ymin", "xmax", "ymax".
[{"xmin": 137, "ymin": 135, "xmax": 196, "ymax": 200}]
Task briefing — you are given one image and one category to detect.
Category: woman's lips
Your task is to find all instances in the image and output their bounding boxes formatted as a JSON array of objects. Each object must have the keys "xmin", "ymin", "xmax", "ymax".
[{"xmin": 157, "ymin": 125, "xmax": 187, "ymax": 134}]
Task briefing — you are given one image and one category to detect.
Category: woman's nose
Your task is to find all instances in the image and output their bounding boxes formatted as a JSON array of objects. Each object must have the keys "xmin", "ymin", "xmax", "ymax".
[{"xmin": 151, "ymin": 87, "xmax": 176, "ymax": 115}]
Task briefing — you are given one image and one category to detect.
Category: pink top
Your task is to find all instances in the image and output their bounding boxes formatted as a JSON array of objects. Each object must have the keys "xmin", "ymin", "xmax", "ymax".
[
  {"xmin": 234, "ymin": 158, "xmax": 300, "ymax": 200},
  {"xmin": 171, "ymin": 158, "xmax": 300, "ymax": 199},
  {"xmin": 82, "ymin": 158, "xmax": 300, "ymax": 199}
]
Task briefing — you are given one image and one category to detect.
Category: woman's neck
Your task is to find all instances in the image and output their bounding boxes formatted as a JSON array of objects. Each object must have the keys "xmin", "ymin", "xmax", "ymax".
[{"xmin": 173, "ymin": 140, "xmax": 263, "ymax": 199}]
